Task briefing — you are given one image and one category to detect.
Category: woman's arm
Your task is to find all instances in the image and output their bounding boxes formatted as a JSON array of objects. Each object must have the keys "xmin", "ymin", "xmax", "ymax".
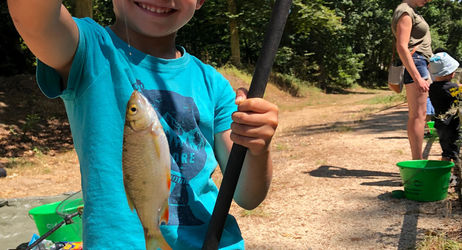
[
  {"xmin": 395, "ymin": 13, "xmax": 429, "ymax": 92},
  {"xmin": 7, "ymin": 0, "xmax": 78, "ymax": 81}
]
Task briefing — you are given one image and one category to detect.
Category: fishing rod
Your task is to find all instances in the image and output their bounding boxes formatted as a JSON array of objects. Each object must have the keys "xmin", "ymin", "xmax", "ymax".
[
  {"xmin": 202, "ymin": 0, "xmax": 292, "ymax": 249},
  {"xmin": 25, "ymin": 209, "xmax": 83, "ymax": 250}
]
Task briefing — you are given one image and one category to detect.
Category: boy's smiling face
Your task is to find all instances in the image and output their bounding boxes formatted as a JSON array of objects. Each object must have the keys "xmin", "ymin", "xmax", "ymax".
[{"xmin": 113, "ymin": 0, "xmax": 205, "ymax": 38}]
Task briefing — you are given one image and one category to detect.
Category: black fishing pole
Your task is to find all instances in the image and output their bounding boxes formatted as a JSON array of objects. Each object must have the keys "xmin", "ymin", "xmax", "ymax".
[
  {"xmin": 202, "ymin": 0, "xmax": 292, "ymax": 249},
  {"xmin": 25, "ymin": 210, "xmax": 82, "ymax": 250}
]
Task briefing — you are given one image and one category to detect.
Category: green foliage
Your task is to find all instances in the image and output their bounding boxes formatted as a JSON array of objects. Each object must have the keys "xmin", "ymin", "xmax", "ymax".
[
  {"xmin": 421, "ymin": 0, "xmax": 462, "ymax": 59},
  {"xmin": 324, "ymin": 0, "xmax": 397, "ymax": 87},
  {"xmin": 285, "ymin": 0, "xmax": 363, "ymax": 90},
  {"xmin": 2, "ymin": 0, "xmax": 462, "ymax": 91},
  {"xmin": 92, "ymin": 0, "xmax": 115, "ymax": 25},
  {"xmin": 269, "ymin": 72, "xmax": 309, "ymax": 97},
  {"xmin": 177, "ymin": 0, "xmax": 230, "ymax": 66}
]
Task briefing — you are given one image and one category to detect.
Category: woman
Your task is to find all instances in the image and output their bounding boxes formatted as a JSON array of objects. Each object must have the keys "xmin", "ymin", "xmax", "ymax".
[{"xmin": 391, "ymin": 0, "xmax": 432, "ymax": 159}]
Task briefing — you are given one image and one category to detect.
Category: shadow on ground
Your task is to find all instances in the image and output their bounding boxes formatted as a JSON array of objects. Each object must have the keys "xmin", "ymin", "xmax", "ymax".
[
  {"xmin": 0, "ymin": 75, "xmax": 73, "ymax": 160},
  {"xmin": 308, "ymin": 164, "xmax": 461, "ymax": 249},
  {"xmin": 305, "ymin": 165, "xmax": 402, "ymax": 187},
  {"xmin": 282, "ymin": 104, "xmax": 408, "ymax": 138}
]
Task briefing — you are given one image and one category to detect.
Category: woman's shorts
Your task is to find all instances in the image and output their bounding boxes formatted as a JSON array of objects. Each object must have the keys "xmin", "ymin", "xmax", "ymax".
[{"xmin": 403, "ymin": 52, "xmax": 430, "ymax": 84}]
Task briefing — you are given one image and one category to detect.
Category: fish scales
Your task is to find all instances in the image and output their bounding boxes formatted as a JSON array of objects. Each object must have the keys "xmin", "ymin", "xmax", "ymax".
[{"xmin": 122, "ymin": 91, "xmax": 171, "ymax": 250}]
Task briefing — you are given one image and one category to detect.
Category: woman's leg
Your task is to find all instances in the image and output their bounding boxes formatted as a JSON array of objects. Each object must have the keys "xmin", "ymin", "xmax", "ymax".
[{"xmin": 405, "ymin": 82, "xmax": 428, "ymax": 159}]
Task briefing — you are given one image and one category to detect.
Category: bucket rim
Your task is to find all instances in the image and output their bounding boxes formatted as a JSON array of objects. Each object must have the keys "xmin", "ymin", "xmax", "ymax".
[
  {"xmin": 28, "ymin": 201, "xmax": 61, "ymax": 216},
  {"xmin": 397, "ymin": 160, "xmax": 454, "ymax": 169},
  {"xmin": 28, "ymin": 198, "xmax": 83, "ymax": 216}
]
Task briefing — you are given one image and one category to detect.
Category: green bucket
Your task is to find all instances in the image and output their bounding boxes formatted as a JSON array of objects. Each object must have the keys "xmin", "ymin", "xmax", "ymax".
[
  {"xmin": 427, "ymin": 121, "xmax": 435, "ymax": 135},
  {"xmin": 397, "ymin": 160, "xmax": 454, "ymax": 202},
  {"xmin": 28, "ymin": 198, "xmax": 83, "ymax": 242}
]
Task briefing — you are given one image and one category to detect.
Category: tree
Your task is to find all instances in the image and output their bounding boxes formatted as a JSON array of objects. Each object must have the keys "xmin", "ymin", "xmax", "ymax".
[
  {"xmin": 420, "ymin": 0, "xmax": 462, "ymax": 60},
  {"xmin": 227, "ymin": 0, "xmax": 241, "ymax": 66},
  {"xmin": 326, "ymin": 0, "xmax": 399, "ymax": 87},
  {"xmin": 3, "ymin": 0, "xmax": 462, "ymax": 91},
  {"xmin": 283, "ymin": 0, "xmax": 363, "ymax": 90},
  {"xmin": 74, "ymin": 0, "xmax": 93, "ymax": 18}
]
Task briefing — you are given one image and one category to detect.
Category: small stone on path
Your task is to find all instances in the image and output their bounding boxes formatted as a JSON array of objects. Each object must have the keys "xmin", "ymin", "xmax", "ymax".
[{"xmin": 0, "ymin": 167, "xmax": 6, "ymax": 178}]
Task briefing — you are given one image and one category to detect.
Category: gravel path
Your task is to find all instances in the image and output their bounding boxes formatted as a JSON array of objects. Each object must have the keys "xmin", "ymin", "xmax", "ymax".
[
  {"xmin": 230, "ymin": 97, "xmax": 461, "ymax": 249},
  {"xmin": 1, "ymin": 87, "xmax": 461, "ymax": 249}
]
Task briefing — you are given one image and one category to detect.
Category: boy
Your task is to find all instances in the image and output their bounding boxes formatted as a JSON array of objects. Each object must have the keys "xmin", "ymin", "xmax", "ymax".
[
  {"xmin": 7, "ymin": 1, "xmax": 278, "ymax": 249},
  {"xmin": 428, "ymin": 52, "xmax": 460, "ymax": 162}
]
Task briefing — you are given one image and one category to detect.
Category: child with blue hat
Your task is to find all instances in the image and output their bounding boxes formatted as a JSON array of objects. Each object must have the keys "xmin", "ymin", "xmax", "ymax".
[{"xmin": 428, "ymin": 52, "xmax": 461, "ymax": 162}]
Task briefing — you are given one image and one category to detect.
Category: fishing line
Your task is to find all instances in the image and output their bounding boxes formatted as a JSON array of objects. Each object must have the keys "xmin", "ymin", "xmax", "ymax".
[{"xmin": 122, "ymin": 0, "xmax": 132, "ymax": 56}]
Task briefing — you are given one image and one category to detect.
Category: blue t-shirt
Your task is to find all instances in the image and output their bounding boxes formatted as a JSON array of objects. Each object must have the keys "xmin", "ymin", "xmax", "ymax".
[{"xmin": 36, "ymin": 17, "xmax": 243, "ymax": 250}]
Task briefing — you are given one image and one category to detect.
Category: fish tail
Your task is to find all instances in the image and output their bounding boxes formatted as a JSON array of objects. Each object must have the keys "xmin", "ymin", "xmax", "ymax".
[{"xmin": 146, "ymin": 234, "xmax": 171, "ymax": 250}]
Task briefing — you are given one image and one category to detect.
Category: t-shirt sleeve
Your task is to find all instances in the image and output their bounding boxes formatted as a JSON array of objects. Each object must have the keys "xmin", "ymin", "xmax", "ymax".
[
  {"xmin": 392, "ymin": 4, "xmax": 415, "ymax": 33},
  {"xmin": 36, "ymin": 17, "xmax": 107, "ymax": 100},
  {"xmin": 214, "ymin": 75, "xmax": 237, "ymax": 134}
]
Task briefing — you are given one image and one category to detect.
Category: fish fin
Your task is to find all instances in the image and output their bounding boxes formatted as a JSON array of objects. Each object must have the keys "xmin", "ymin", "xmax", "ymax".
[
  {"xmin": 157, "ymin": 197, "xmax": 169, "ymax": 227},
  {"xmin": 161, "ymin": 201, "xmax": 169, "ymax": 225},
  {"xmin": 150, "ymin": 129, "xmax": 161, "ymax": 159},
  {"xmin": 146, "ymin": 235, "xmax": 171, "ymax": 250},
  {"xmin": 124, "ymin": 185, "xmax": 135, "ymax": 211},
  {"xmin": 161, "ymin": 172, "xmax": 170, "ymax": 225}
]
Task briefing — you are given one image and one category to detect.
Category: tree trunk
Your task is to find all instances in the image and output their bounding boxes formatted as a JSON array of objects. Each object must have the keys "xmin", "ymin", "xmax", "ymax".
[
  {"xmin": 227, "ymin": 0, "xmax": 241, "ymax": 67},
  {"xmin": 74, "ymin": 0, "xmax": 93, "ymax": 18}
]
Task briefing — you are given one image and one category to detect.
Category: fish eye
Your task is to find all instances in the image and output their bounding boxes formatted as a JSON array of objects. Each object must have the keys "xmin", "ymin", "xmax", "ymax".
[{"xmin": 129, "ymin": 105, "xmax": 137, "ymax": 114}]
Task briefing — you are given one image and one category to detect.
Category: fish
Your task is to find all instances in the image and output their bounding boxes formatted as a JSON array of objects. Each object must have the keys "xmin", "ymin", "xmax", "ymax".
[{"xmin": 122, "ymin": 90, "xmax": 171, "ymax": 250}]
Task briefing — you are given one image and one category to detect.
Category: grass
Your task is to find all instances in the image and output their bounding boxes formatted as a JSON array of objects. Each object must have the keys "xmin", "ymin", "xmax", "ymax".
[
  {"xmin": 274, "ymin": 143, "xmax": 288, "ymax": 151},
  {"xmin": 332, "ymin": 124, "xmax": 353, "ymax": 133},
  {"xmin": 345, "ymin": 91, "xmax": 407, "ymax": 122},
  {"xmin": 5, "ymin": 157, "xmax": 36, "ymax": 169},
  {"xmin": 417, "ymin": 232, "xmax": 462, "ymax": 250},
  {"xmin": 218, "ymin": 65, "xmax": 317, "ymax": 98},
  {"xmin": 393, "ymin": 149, "xmax": 406, "ymax": 155},
  {"xmin": 218, "ymin": 65, "xmax": 403, "ymax": 114},
  {"xmin": 239, "ymin": 206, "xmax": 269, "ymax": 218},
  {"xmin": 268, "ymin": 72, "xmax": 314, "ymax": 97},
  {"xmin": 3, "ymin": 146, "xmax": 65, "ymax": 175},
  {"xmin": 315, "ymin": 159, "xmax": 328, "ymax": 166},
  {"xmin": 218, "ymin": 65, "xmax": 252, "ymax": 85},
  {"xmin": 359, "ymin": 92, "xmax": 406, "ymax": 105}
]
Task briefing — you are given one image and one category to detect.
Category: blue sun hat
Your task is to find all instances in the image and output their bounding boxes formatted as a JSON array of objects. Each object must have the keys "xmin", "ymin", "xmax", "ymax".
[{"xmin": 429, "ymin": 52, "xmax": 460, "ymax": 77}]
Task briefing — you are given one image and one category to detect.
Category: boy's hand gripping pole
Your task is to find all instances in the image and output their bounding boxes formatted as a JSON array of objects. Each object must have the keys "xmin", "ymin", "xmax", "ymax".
[{"xmin": 202, "ymin": 0, "xmax": 292, "ymax": 249}]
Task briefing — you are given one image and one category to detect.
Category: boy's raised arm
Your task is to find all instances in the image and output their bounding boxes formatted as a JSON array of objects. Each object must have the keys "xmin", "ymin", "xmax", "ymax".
[{"xmin": 7, "ymin": 0, "xmax": 78, "ymax": 80}]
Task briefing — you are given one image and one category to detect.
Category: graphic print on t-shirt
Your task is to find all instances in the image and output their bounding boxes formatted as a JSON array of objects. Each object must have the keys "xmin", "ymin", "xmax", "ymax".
[{"xmin": 132, "ymin": 80, "xmax": 207, "ymax": 226}]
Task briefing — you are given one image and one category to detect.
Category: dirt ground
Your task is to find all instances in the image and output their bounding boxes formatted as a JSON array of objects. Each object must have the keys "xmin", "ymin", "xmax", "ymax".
[{"xmin": 0, "ymin": 74, "xmax": 461, "ymax": 249}]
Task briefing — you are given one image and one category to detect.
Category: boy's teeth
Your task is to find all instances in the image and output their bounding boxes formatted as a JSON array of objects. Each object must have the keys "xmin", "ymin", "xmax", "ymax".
[{"xmin": 140, "ymin": 3, "xmax": 170, "ymax": 13}]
